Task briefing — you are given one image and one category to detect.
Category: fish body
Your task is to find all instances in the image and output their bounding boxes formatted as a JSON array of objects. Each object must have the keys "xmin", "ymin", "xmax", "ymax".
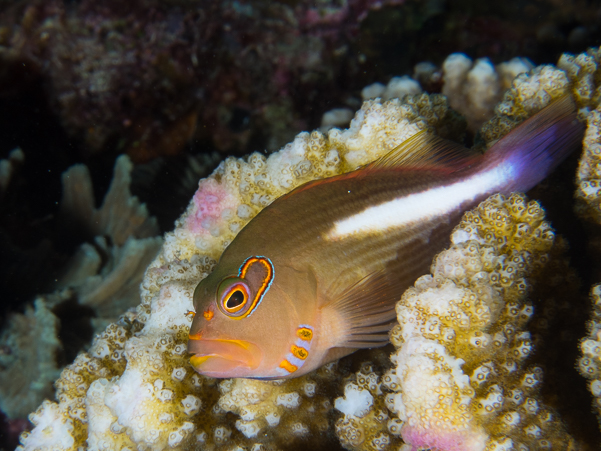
[{"xmin": 188, "ymin": 96, "xmax": 584, "ymax": 379}]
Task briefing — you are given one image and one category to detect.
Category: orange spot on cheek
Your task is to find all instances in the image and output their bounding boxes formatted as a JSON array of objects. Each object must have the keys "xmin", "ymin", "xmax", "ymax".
[
  {"xmin": 291, "ymin": 345, "xmax": 308, "ymax": 360},
  {"xmin": 203, "ymin": 309, "xmax": 214, "ymax": 320},
  {"xmin": 188, "ymin": 331, "xmax": 202, "ymax": 340},
  {"xmin": 279, "ymin": 359, "xmax": 298, "ymax": 373},
  {"xmin": 297, "ymin": 328, "xmax": 313, "ymax": 341}
]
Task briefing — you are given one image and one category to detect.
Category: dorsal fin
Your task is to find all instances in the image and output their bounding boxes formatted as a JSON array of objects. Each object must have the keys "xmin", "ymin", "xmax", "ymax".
[
  {"xmin": 366, "ymin": 130, "xmax": 480, "ymax": 172},
  {"xmin": 281, "ymin": 130, "xmax": 478, "ymax": 201}
]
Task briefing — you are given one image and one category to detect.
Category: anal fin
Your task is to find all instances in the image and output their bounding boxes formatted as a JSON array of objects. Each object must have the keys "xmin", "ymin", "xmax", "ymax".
[{"xmin": 321, "ymin": 269, "xmax": 406, "ymax": 349}]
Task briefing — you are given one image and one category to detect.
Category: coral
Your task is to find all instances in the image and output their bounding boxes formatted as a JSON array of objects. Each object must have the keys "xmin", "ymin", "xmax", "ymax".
[
  {"xmin": 0, "ymin": 297, "xmax": 62, "ymax": 419},
  {"xmin": 385, "ymin": 193, "xmax": 574, "ymax": 450},
  {"xmin": 17, "ymin": 47, "xmax": 601, "ymax": 450},
  {"xmin": 335, "ymin": 360, "xmax": 404, "ymax": 451},
  {"xmin": 575, "ymin": 103, "xmax": 601, "ymax": 225},
  {"xmin": 579, "ymin": 285, "xmax": 601, "ymax": 426},
  {"xmin": 65, "ymin": 235, "xmax": 163, "ymax": 319},
  {"xmin": 57, "ymin": 155, "xmax": 162, "ymax": 318},
  {"xmin": 478, "ymin": 64, "xmax": 575, "ymax": 148},
  {"xmin": 59, "ymin": 155, "xmax": 159, "ymax": 246},
  {"xmin": 18, "ymin": 92, "xmax": 461, "ymax": 451},
  {"xmin": 361, "ymin": 76, "xmax": 423, "ymax": 103},
  {"xmin": 441, "ymin": 54, "xmax": 533, "ymax": 132},
  {"xmin": 321, "ymin": 108, "xmax": 355, "ymax": 131},
  {"xmin": 0, "ymin": 155, "xmax": 162, "ymax": 425},
  {"xmin": 215, "ymin": 363, "xmax": 340, "ymax": 448},
  {"xmin": 573, "ymin": 49, "xmax": 601, "ymax": 428},
  {"xmin": 558, "ymin": 48, "xmax": 601, "ymax": 112}
]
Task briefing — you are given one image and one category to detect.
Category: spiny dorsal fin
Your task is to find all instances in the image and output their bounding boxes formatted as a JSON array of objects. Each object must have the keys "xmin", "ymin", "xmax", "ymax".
[
  {"xmin": 322, "ymin": 269, "xmax": 406, "ymax": 348},
  {"xmin": 367, "ymin": 130, "xmax": 480, "ymax": 172}
]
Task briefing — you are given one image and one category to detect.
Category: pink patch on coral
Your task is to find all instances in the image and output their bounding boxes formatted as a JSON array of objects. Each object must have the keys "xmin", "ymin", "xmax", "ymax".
[
  {"xmin": 186, "ymin": 179, "xmax": 237, "ymax": 234},
  {"xmin": 401, "ymin": 424, "xmax": 486, "ymax": 451}
]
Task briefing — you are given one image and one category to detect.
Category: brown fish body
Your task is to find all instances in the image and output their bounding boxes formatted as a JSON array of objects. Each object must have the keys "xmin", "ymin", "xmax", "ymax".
[{"xmin": 189, "ymin": 96, "xmax": 584, "ymax": 379}]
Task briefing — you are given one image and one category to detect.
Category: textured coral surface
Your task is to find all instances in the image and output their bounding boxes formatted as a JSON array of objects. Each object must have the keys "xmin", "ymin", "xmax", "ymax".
[
  {"xmin": 388, "ymin": 194, "xmax": 572, "ymax": 450},
  {"xmin": 579, "ymin": 284, "xmax": 601, "ymax": 427},
  {"xmin": 13, "ymin": 46, "xmax": 601, "ymax": 451}
]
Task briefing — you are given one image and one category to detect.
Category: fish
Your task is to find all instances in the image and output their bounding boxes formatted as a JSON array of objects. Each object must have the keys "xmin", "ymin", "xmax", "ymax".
[{"xmin": 188, "ymin": 95, "xmax": 584, "ymax": 379}]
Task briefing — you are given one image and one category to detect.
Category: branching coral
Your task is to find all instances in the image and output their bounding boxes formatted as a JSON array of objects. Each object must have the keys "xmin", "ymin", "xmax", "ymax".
[
  {"xmin": 56, "ymin": 155, "xmax": 162, "ymax": 319},
  {"xmin": 0, "ymin": 297, "xmax": 62, "ymax": 419},
  {"xmin": 215, "ymin": 363, "xmax": 340, "ymax": 448},
  {"xmin": 18, "ymin": 91, "xmax": 463, "ymax": 451},
  {"xmin": 59, "ymin": 155, "xmax": 159, "ymax": 246},
  {"xmin": 0, "ymin": 155, "xmax": 162, "ymax": 423},
  {"xmin": 579, "ymin": 284, "xmax": 601, "ymax": 430},
  {"xmin": 442, "ymin": 54, "xmax": 534, "ymax": 133},
  {"xmin": 570, "ymin": 48, "xmax": 601, "ymax": 433},
  {"xmin": 17, "ymin": 47, "xmax": 601, "ymax": 450},
  {"xmin": 334, "ymin": 359, "xmax": 404, "ymax": 451},
  {"xmin": 386, "ymin": 194, "xmax": 573, "ymax": 450},
  {"xmin": 575, "ymin": 97, "xmax": 601, "ymax": 225}
]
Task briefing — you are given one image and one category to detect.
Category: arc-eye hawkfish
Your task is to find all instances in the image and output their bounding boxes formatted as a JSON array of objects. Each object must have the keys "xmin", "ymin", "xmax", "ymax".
[{"xmin": 188, "ymin": 95, "xmax": 584, "ymax": 379}]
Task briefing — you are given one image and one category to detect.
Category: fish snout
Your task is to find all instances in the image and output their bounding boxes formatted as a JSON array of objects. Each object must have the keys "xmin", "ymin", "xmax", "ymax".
[{"xmin": 188, "ymin": 336, "xmax": 263, "ymax": 378}]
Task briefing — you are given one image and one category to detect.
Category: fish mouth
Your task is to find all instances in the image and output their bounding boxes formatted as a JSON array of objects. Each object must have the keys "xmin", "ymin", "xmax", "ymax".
[{"xmin": 188, "ymin": 336, "xmax": 262, "ymax": 377}]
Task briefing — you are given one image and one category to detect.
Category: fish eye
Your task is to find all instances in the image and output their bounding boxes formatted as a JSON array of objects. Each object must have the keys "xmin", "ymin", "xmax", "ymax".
[
  {"xmin": 217, "ymin": 278, "xmax": 251, "ymax": 317},
  {"xmin": 215, "ymin": 256, "xmax": 274, "ymax": 320},
  {"xmin": 226, "ymin": 290, "xmax": 245, "ymax": 309}
]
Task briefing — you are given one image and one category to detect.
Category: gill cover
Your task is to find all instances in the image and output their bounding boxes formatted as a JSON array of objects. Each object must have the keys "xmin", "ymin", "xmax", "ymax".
[{"xmin": 216, "ymin": 256, "xmax": 274, "ymax": 319}]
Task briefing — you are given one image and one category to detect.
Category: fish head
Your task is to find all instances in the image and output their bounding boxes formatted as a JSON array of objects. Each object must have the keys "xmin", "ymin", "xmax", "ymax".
[{"xmin": 188, "ymin": 256, "xmax": 314, "ymax": 378}]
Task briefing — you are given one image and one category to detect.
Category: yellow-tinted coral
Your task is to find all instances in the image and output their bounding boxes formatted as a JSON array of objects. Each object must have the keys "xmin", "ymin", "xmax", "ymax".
[
  {"xmin": 557, "ymin": 47, "xmax": 601, "ymax": 111},
  {"xmin": 335, "ymin": 361, "xmax": 404, "ymax": 451},
  {"xmin": 20, "ymin": 93, "xmax": 458, "ymax": 451},
  {"xmin": 576, "ymin": 103, "xmax": 601, "ymax": 223},
  {"xmin": 441, "ymin": 53, "xmax": 533, "ymax": 132},
  {"xmin": 479, "ymin": 65, "xmax": 571, "ymax": 146},
  {"xmin": 19, "ymin": 45, "xmax": 601, "ymax": 450},
  {"xmin": 214, "ymin": 363, "xmax": 339, "ymax": 448},
  {"xmin": 387, "ymin": 194, "xmax": 575, "ymax": 450},
  {"xmin": 18, "ymin": 313, "xmax": 139, "ymax": 450},
  {"xmin": 579, "ymin": 285, "xmax": 601, "ymax": 426}
]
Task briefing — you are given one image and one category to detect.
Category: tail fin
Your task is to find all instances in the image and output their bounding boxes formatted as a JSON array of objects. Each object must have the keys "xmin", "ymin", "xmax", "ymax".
[{"xmin": 482, "ymin": 95, "xmax": 584, "ymax": 193}]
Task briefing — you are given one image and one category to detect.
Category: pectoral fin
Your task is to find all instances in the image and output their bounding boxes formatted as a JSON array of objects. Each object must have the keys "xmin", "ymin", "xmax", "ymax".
[{"xmin": 322, "ymin": 269, "xmax": 406, "ymax": 348}]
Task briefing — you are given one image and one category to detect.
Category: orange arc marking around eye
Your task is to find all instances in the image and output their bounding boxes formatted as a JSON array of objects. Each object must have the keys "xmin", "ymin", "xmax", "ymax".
[{"xmin": 231, "ymin": 256, "xmax": 274, "ymax": 320}]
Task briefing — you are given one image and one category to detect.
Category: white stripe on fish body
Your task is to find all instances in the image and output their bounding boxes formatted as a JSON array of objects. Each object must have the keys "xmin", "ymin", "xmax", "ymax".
[{"xmin": 326, "ymin": 161, "xmax": 516, "ymax": 240}]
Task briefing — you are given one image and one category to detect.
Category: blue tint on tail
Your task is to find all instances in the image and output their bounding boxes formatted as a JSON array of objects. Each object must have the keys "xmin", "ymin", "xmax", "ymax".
[{"xmin": 482, "ymin": 96, "xmax": 585, "ymax": 194}]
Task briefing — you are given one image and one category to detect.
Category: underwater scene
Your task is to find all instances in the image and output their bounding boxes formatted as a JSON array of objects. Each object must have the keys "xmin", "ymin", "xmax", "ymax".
[{"xmin": 2, "ymin": 0, "xmax": 601, "ymax": 450}]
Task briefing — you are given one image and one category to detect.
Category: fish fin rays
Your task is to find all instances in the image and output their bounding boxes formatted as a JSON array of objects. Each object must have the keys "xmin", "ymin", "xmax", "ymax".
[
  {"xmin": 481, "ymin": 94, "xmax": 583, "ymax": 192},
  {"xmin": 321, "ymin": 269, "xmax": 405, "ymax": 349},
  {"xmin": 366, "ymin": 129, "xmax": 480, "ymax": 173}
]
